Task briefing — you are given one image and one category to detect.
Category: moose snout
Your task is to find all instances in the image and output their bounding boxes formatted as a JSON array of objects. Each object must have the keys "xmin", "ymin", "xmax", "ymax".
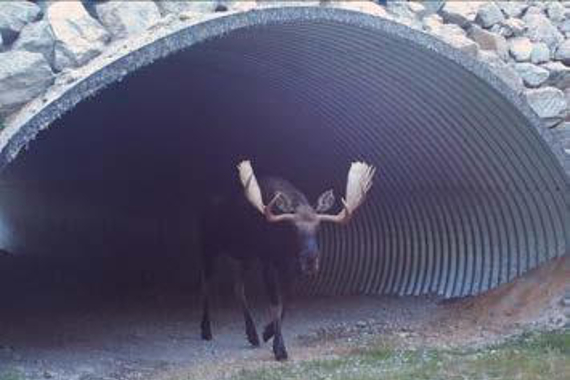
[{"xmin": 300, "ymin": 254, "xmax": 319, "ymax": 277}]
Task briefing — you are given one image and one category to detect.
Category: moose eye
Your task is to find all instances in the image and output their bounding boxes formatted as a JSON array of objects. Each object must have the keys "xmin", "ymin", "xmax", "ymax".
[{"xmin": 275, "ymin": 193, "xmax": 294, "ymax": 213}]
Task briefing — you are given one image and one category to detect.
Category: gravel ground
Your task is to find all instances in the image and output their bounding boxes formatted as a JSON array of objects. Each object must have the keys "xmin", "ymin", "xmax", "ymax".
[
  {"xmin": 0, "ymin": 293, "xmax": 441, "ymax": 380},
  {"xmin": 0, "ymin": 256, "xmax": 567, "ymax": 380}
]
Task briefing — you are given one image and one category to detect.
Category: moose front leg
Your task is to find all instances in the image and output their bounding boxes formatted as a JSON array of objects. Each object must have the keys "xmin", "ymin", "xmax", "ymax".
[
  {"xmin": 234, "ymin": 262, "xmax": 260, "ymax": 347},
  {"xmin": 200, "ymin": 257, "xmax": 215, "ymax": 341},
  {"xmin": 263, "ymin": 264, "xmax": 288, "ymax": 361}
]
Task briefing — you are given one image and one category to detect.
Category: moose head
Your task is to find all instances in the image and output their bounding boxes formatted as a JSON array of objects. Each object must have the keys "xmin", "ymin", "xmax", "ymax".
[{"xmin": 237, "ymin": 160, "xmax": 376, "ymax": 277}]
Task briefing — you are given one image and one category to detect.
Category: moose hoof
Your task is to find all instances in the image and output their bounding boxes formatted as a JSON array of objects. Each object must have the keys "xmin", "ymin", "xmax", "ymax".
[
  {"xmin": 274, "ymin": 346, "xmax": 288, "ymax": 361},
  {"xmin": 247, "ymin": 331, "xmax": 260, "ymax": 347},
  {"xmin": 201, "ymin": 330, "xmax": 213, "ymax": 341},
  {"xmin": 263, "ymin": 323, "xmax": 275, "ymax": 342},
  {"xmin": 201, "ymin": 322, "xmax": 213, "ymax": 341}
]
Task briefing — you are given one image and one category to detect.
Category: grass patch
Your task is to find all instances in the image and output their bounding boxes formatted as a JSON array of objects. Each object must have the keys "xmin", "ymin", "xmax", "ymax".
[
  {"xmin": 0, "ymin": 370, "xmax": 24, "ymax": 380},
  {"xmin": 227, "ymin": 329, "xmax": 570, "ymax": 380}
]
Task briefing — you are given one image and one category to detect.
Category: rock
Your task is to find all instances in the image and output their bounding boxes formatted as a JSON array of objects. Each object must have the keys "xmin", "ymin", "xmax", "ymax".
[
  {"xmin": 491, "ymin": 18, "xmax": 526, "ymax": 38},
  {"xmin": 422, "ymin": 14, "xmax": 444, "ymax": 33},
  {"xmin": 525, "ymin": 87, "xmax": 567, "ymax": 126},
  {"xmin": 223, "ymin": 1, "xmax": 257, "ymax": 13},
  {"xmin": 525, "ymin": 5, "xmax": 545, "ymax": 17},
  {"xmin": 546, "ymin": 2, "xmax": 566, "ymax": 23},
  {"xmin": 542, "ymin": 61, "xmax": 570, "ymax": 90},
  {"xmin": 501, "ymin": 18, "xmax": 526, "ymax": 37},
  {"xmin": 155, "ymin": 0, "xmax": 219, "ymax": 14},
  {"xmin": 469, "ymin": 26, "xmax": 508, "ymax": 60},
  {"xmin": 421, "ymin": 0, "xmax": 445, "ymax": 15},
  {"xmin": 0, "ymin": 1, "xmax": 41, "ymax": 45},
  {"xmin": 388, "ymin": 2, "xmax": 428, "ymax": 22},
  {"xmin": 476, "ymin": 2, "xmax": 504, "ymax": 28},
  {"xmin": 531, "ymin": 42, "xmax": 551, "ymax": 64},
  {"xmin": 554, "ymin": 39, "xmax": 570, "ymax": 65},
  {"xmin": 408, "ymin": 2, "xmax": 428, "ymax": 17},
  {"xmin": 432, "ymin": 24, "xmax": 480, "ymax": 58},
  {"xmin": 46, "ymin": 2, "xmax": 110, "ymax": 71},
  {"xmin": 95, "ymin": 1, "xmax": 161, "ymax": 40},
  {"xmin": 513, "ymin": 63, "xmax": 550, "ymax": 88},
  {"xmin": 560, "ymin": 20, "xmax": 570, "ymax": 34},
  {"xmin": 0, "ymin": 50, "xmax": 54, "ymax": 116},
  {"xmin": 509, "ymin": 37, "xmax": 533, "ymax": 62},
  {"xmin": 439, "ymin": 1, "xmax": 484, "ymax": 28},
  {"xmin": 479, "ymin": 51, "xmax": 524, "ymax": 92},
  {"xmin": 497, "ymin": 1, "xmax": 528, "ymax": 18},
  {"xmin": 13, "ymin": 20, "xmax": 56, "ymax": 69},
  {"xmin": 523, "ymin": 13, "xmax": 565, "ymax": 50}
]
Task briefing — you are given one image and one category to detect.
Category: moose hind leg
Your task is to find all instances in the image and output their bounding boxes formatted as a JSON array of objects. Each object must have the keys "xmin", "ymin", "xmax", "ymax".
[
  {"xmin": 263, "ymin": 265, "xmax": 288, "ymax": 361},
  {"xmin": 200, "ymin": 260, "xmax": 214, "ymax": 341},
  {"xmin": 263, "ymin": 307, "xmax": 285, "ymax": 342},
  {"xmin": 235, "ymin": 263, "xmax": 260, "ymax": 347}
]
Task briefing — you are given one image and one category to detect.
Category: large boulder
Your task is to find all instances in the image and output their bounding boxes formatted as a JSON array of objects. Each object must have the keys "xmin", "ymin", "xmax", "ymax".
[
  {"xmin": 469, "ymin": 25, "xmax": 508, "ymax": 60},
  {"xmin": 432, "ymin": 24, "xmax": 480, "ymax": 58},
  {"xmin": 421, "ymin": 0, "xmax": 445, "ymax": 15},
  {"xmin": 0, "ymin": 50, "xmax": 54, "ymax": 116},
  {"xmin": 542, "ymin": 61, "xmax": 570, "ymax": 90},
  {"xmin": 554, "ymin": 39, "xmax": 570, "ymax": 65},
  {"xmin": 525, "ymin": 87, "xmax": 567, "ymax": 126},
  {"xmin": 509, "ymin": 37, "xmax": 533, "ymax": 62},
  {"xmin": 513, "ymin": 63, "xmax": 550, "ymax": 88},
  {"xmin": 439, "ymin": 1, "xmax": 484, "ymax": 28},
  {"xmin": 476, "ymin": 2, "xmax": 504, "ymax": 28},
  {"xmin": 45, "ymin": 2, "xmax": 110, "ymax": 71},
  {"xmin": 497, "ymin": 2, "xmax": 528, "ymax": 18},
  {"xmin": 12, "ymin": 20, "xmax": 56, "ymax": 69},
  {"xmin": 492, "ymin": 18, "xmax": 526, "ymax": 38},
  {"xmin": 422, "ymin": 14, "xmax": 444, "ymax": 33},
  {"xmin": 531, "ymin": 42, "xmax": 551, "ymax": 64},
  {"xmin": 95, "ymin": 1, "xmax": 161, "ymax": 40},
  {"xmin": 546, "ymin": 2, "xmax": 566, "ymax": 23},
  {"xmin": 154, "ymin": 0, "xmax": 219, "ymax": 15},
  {"xmin": 0, "ymin": 1, "xmax": 41, "ymax": 45},
  {"xmin": 523, "ymin": 13, "xmax": 565, "ymax": 50},
  {"xmin": 560, "ymin": 20, "xmax": 570, "ymax": 35}
]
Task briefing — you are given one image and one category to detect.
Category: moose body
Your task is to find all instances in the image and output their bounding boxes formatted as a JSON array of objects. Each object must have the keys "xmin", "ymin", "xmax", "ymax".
[{"xmin": 199, "ymin": 162, "xmax": 375, "ymax": 360}]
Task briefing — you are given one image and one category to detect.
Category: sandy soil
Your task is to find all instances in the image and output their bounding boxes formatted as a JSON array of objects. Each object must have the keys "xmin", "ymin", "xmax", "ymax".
[{"xmin": 0, "ymin": 256, "xmax": 568, "ymax": 380}]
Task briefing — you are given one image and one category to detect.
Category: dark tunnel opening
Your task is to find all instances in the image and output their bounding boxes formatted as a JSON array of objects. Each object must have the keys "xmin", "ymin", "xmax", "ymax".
[
  {"xmin": 0, "ymin": 12, "xmax": 567, "ymax": 324},
  {"xmin": 0, "ymin": 28, "xmax": 357, "ymax": 310}
]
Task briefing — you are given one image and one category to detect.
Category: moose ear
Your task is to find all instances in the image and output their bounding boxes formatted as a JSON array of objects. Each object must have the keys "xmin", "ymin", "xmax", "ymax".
[
  {"xmin": 275, "ymin": 192, "xmax": 295, "ymax": 213},
  {"xmin": 315, "ymin": 189, "xmax": 335, "ymax": 213}
]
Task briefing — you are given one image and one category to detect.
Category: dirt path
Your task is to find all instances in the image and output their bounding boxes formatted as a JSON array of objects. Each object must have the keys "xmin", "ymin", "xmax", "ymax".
[
  {"xmin": 0, "ymin": 294, "xmax": 438, "ymax": 380},
  {"xmin": 1, "ymin": 256, "xmax": 568, "ymax": 380}
]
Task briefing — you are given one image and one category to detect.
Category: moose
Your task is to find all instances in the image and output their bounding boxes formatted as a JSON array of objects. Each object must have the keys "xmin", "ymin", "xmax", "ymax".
[{"xmin": 199, "ymin": 160, "xmax": 375, "ymax": 360}]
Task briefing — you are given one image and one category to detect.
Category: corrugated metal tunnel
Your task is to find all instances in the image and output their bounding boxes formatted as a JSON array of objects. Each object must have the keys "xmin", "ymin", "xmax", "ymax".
[{"xmin": 0, "ymin": 7, "xmax": 567, "ymax": 301}]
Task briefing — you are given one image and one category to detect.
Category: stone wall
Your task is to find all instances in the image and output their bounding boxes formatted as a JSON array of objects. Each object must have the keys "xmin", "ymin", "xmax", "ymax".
[{"xmin": 0, "ymin": 0, "xmax": 568, "ymax": 165}]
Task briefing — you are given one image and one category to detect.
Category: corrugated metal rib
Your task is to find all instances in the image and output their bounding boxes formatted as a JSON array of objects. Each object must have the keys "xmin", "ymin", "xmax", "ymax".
[{"xmin": 2, "ymin": 8, "xmax": 567, "ymax": 297}]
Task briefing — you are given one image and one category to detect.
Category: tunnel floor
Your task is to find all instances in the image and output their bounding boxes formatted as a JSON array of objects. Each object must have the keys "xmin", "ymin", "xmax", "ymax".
[{"xmin": 0, "ymin": 256, "xmax": 567, "ymax": 380}]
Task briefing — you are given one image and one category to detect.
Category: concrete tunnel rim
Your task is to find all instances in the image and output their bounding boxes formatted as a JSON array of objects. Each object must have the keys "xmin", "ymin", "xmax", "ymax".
[{"xmin": 0, "ymin": 5, "xmax": 567, "ymax": 183}]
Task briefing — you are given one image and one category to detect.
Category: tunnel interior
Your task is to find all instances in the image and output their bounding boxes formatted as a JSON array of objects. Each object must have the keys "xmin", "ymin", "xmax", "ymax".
[{"xmin": 0, "ymin": 15, "xmax": 567, "ymax": 314}]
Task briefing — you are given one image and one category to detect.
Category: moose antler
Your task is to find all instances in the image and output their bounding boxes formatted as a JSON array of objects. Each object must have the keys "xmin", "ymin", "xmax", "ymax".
[
  {"xmin": 317, "ymin": 161, "xmax": 376, "ymax": 224},
  {"xmin": 237, "ymin": 160, "xmax": 296, "ymax": 223}
]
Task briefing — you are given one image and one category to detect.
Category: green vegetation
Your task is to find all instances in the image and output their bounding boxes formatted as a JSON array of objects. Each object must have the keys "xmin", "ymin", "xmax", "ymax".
[
  {"xmin": 229, "ymin": 329, "xmax": 570, "ymax": 380},
  {"xmin": 0, "ymin": 370, "xmax": 24, "ymax": 380}
]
